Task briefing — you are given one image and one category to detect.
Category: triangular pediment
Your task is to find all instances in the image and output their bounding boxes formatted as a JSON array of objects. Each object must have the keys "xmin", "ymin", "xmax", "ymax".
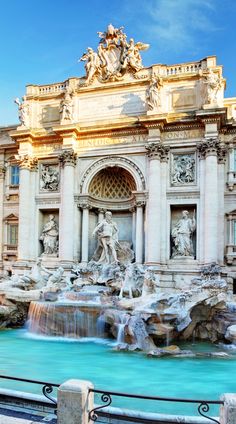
[{"xmin": 3, "ymin": 213, "xmax": 18, "ymax": 222}]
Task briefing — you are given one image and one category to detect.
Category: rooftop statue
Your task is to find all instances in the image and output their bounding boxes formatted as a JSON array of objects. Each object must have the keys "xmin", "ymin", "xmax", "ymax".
[
  {"xmin": 79, "ymin": 24, "xmax": 149, "ymax": 84},
  {"xmin": 14, "ymin": 96, "xmax": 29, "ymax": 127}
]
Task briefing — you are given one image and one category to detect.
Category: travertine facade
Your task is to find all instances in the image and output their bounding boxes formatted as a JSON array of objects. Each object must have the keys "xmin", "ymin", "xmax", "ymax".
[{"xmin": 1, "ymin": 25, "xmax": 236, "ymax": 287}]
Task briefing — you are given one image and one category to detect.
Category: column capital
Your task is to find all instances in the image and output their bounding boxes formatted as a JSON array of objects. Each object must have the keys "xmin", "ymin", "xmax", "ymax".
[
  {"xmin": 145, "ymin": 142, "xmax": 169, "ymax": 160},
  {"xmin": 15, "ymin": 154, "xmax": 38, "ymax": 170},
  {"xmin": 79, "ymin": 202, "xmax": 91, "ymax": 210},
  {"xmin": 197, "ymin": 138, "xmax": 228, "ymax": 162},
  {"xmin": 135, "ymin": 200, "xmax": 146, "ymax": 208},
  {"xmin": 59, "ymin": 149, "xmax": 77, "ymax": 167},
  {"xmin": 98, "ymin": 208, "xmax": 106, "ymax": 214}
]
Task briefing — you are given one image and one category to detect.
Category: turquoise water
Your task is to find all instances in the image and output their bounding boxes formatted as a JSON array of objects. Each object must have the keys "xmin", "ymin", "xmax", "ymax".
[{"xmin": 0, "ymin": 328, "xmax": 234, "ymax": 416}]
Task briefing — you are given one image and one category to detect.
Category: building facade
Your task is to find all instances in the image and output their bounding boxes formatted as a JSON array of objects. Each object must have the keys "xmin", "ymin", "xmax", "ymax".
[{"xmin": 1, "ymin": 25, "xmax": 236, "ymax": 287}]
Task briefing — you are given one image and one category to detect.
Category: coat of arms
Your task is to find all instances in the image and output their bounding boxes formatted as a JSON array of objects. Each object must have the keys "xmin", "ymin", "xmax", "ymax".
[{"xmin": 80, "ymin": 24, "xmax": 149, "ymax": 85}]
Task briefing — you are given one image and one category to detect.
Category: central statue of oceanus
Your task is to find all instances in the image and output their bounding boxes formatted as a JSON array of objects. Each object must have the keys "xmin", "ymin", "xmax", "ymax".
[
  {"xmin": 92, "ymin": 211, "xmax": 120, "ymax": 264},
  {"xmin": 79, "ymin": 23, "xmax": 149, "ymax": 84}
]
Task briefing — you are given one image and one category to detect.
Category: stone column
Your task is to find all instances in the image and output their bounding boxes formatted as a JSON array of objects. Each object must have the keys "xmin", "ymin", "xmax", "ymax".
[
  {"xmin": 135, "ymin": 202, "xmax": 144, "ymax": 263},
  {"xmin": 227, "ymin": 144, "xmax": 235, "ymax": 191},
  {"xmin": 130, "ymin": 207, "xmax": 136, "ymax": 253},
  {"xmin": 218, "ymin": 146, "xmax": 227, "ymax": 264},
  {"xmin": 198, "ymin": 138, "xmax": 219, "ymax": 264},
  {"xmin": 80, "ymin": 203, "xmax": 90, "ymax": 264},
  {"xmin": 58, "ymin": 379, "xmax": 94, "ymax": 424},
  {"xmin": 0, "ymin": 164, "xmax": 5, "ymax": 263},
  {"xmin": 29, "ymin": 160, "xmax": 38, "ymax": 261},
  {"xmin": 160, "ymin": 148, "xmax": 169, "ymax": 265},
  {"xmin": 59, "ymin": 150, "xmax": 77, "ymax": 264},
  {"xmin": 17, "ymin": 155, "xmax": 37, "ymax": 262},
  {"xmin": 198, "ymin": 155, "xmax": 205, "ymax": 264},
  {"xmin": 145, "ymin": 139, "xmax": 168, "ymax": 264},
  {"xmin": 98, "ymin": 208, "xmax": 105, "ymax": 223}
]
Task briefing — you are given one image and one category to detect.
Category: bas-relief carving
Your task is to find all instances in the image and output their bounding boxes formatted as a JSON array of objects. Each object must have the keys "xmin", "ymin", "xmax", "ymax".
[
  {"xmin": 171, "ymin": 210, "xmax": 196, "ymax": 258},
  {"xmin": 80, "ymin": 24, "xmax": 149, "ymax": 85},
  {"xmin": 40, "ymin": 164, "xmax": 59, "ymax": 192},
  {"xmin": 39, "ymin": 214, "xmax": 59, "ymax": 255},
  {"xmin": 171, "ymin": 154, "xmax": 195, "ymax": 185},
  {"xmin": 14, "ymin": 96, "xmax": 29, "ymax": 127},
  {"xmin": 172, "ymin": 89, "xmax": 196, "ymax": 109}
]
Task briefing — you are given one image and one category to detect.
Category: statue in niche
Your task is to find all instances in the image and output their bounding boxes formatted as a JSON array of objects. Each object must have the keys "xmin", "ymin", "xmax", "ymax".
[
  {"xmin": 204, "ymin": 69, "xmax": 224, "ymax": 104},
  {"xmin": 171, "ymin": 210, "xmax": 196, "ymax": 258},
  {"xmin": 92, "ymin": 211, "xmax": 120, "ymax": 264},
  {"xmin": 172, "ymin": 155, "xmax": 195, "ymax": 185},
  {"xmin": 146, "ymin": 76, "xmax": 163, "ymax": 110},
  {"xmin": 40, "ymin": 214, "xmax": 59, "ymax": 255},
  {"xmin": 59, "ymin": 90, "xmax": 74, "ymax": 122},
  {"xmin": 40, "ymin": 164, "xmax": 59, "ymax": 191},
  {"xmin": 14, "ymin": 96, "xmax": 29, "ymax": 127}
]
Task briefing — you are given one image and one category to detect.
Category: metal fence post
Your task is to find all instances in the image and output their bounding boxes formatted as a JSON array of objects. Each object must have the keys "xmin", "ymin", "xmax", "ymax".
[
  {"xmin": 57, "ymin": 379, "xmax": 94, "ymax": 424},
  {"xmin": 220, "ymin": 394, "xmax": 236, "ymax": 424}
]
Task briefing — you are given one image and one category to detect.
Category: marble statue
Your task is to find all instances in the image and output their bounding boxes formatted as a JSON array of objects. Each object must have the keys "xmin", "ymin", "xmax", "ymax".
[
  {"xmin": 59, "ymin": 90, "xmax": 74, "ymax": 122},
  {"xmin": 147, "ymin": 76, "xmax": 163, "ymax": 110},
  {"xmin": 40, "ymin": 214, "xmax": 59, "ymax": 255},
  {"xmin": 92, "ymin": 211, "xmax": 120, "ymax": 264},
  {"xmin": 80, "ymin": 24, "xmax": 149, "ymax": 84},
  {"xmin": 172, "ymin": 155, "xmax": 195, "ymax": 185},
  {"xmin": 40, "ymin": 164, "xmax": 59, "ymax": 191},
  {"xmin": 80, "ymin": 48, "xmax": 101, "ymax": 85},
  {"xmin": 119, "ymin": 264, "xmax": 134, "ymax": 299},
  {"xmin": 14, "ymin": 96, "xmax": 29, "ymax": 127},
  {"xmin": 41, "ymin": 265, "xmax": 64, "ymax": 288},
  {"xmin": 141, "ymin": 269, "xmax": 160, "ymax": 297},
  {"xmin": 171, "ymin": 210, "xmax": 196, "ymax": 258},
  {"xmin": 204, "ymin": 69, "xmax": 223, "ymax": 104}
]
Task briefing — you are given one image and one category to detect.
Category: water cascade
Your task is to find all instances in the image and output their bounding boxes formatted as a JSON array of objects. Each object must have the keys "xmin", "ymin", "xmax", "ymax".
[{"xmin": 27, "ymin": 301, "xmax": 106, "ymax": 339}]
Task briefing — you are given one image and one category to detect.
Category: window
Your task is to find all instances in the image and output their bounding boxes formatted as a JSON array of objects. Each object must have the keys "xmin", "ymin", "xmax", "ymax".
[
  {"xmin": 8, "ymin": 224, "xmax": 18, "ymax": 246},
  {"xmin": 10, "ymin": 165, "xmax": 19, "ymax": 185}
]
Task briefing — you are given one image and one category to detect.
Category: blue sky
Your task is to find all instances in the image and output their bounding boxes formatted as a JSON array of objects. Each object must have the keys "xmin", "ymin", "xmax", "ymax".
[{"xmin": 0, "ymin": 0, "xmax": 235, "ymax": 126}]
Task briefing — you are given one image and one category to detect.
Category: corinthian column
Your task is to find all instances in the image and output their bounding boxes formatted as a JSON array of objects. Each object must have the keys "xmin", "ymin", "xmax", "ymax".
[
  {"xmin": 80, "ymin": 203, "xmax": 90, "ymax": 264},
  {"xmin": 59, "ymin": 150, "xmax": 77, "ymax": 263},
  {"xmin": 135, "ymin": 201, "xmax": 145, "ymax": 263},
  {"xmin": 145, "ymin": 141, "xmax": 168, "ymax": 264},
  {"xmin": 198, "ymin": 138, "xmax": 220, "ymax": 263},
  {"xmin": 0, "ymin": 165, "xmax": 5, "ymax": 263},
  {"xmin": 17, "ymin": 155, "xmax": 38, "ymax": 262}
]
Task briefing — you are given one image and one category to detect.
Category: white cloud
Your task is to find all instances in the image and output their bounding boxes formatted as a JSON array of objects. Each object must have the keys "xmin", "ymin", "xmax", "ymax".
[{"xmin": 130, "ymin": 0, "xmax": 219, "ymax": 52}]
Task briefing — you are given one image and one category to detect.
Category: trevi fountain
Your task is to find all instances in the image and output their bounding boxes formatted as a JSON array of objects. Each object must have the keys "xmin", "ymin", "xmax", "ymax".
[{"xmin": 0, "ymin": 24, "xmax": 236, "ymax": 417}]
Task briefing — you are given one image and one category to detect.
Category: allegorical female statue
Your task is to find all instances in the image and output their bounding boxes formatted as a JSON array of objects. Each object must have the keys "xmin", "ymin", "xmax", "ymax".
[
  {"xmin": 171, "ymin": 210, "xmax": 196, "ymax": 258},
  {"xmin": 40, "ymin": 214, "xmax": 59, "ymax": 255}
]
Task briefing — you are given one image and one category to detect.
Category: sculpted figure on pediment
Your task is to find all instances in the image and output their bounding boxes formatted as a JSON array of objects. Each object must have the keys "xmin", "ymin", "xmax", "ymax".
[
  {"xmin": 79, "ymin": 24, "xmax": 149, "ymax": 84},
  {"xmin": 204, "ymin": 69, "xmax": 224, "ymax": 104},
  {"xmin": 147, "ymin": 76, "xmax": 163, "ymax": 110},
  {"xmin": 14, "ymin": 96, "xmax": 29, "ymax": 127},
  {"xmin": 59, "ymin": 90, "xmax": 74, "ymax": 122}
]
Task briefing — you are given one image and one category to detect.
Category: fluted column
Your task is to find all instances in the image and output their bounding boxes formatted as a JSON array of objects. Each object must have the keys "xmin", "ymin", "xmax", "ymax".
[
  {"xmin": 135, "ymin": 202, "xmax": 144, "ymax": 263},
  {"xmin": 198, "ymin": 138, "xmax": 221, "ymax": 263},
  {"xmin": 218, "ymin": 145, "xmax": 227, "ymax": 264},
  {"xmin": 80, "ymin": 203, "xmax": 90, "ymax": 264},
  {"xmin": 59, "ymin": 150, "xmax": 77, "ymax": 263},
  {"xmin": 160, "ymin": 148, "xmax": 169, "ymax": 264},
  {"xmin": 0, "ymin": 165, "xmax": 5, "ymax": 262},
  {"xmin": 29, "ymin": 160, "xmax": 38, "ymax": 261},
  {"xmin": 17, "ymin": 155, "xmax": 38, "ymax": 262},
  {"xmin": 145, "ymin": 141, "xmax": 169, "ymax": 264},
  {"xmin": 130, "ymin": 207, "xmax": 136, "ymax": 253}
]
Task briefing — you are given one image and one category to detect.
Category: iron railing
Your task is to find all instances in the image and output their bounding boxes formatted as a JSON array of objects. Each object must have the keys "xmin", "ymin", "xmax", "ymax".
[
  {"xmin": 0, "ymin": 375, "xmax": 59, "ymax": 414},
  {"xmin": 89, "ymin": 389, "xmax": 223, "ymax": 424}
]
